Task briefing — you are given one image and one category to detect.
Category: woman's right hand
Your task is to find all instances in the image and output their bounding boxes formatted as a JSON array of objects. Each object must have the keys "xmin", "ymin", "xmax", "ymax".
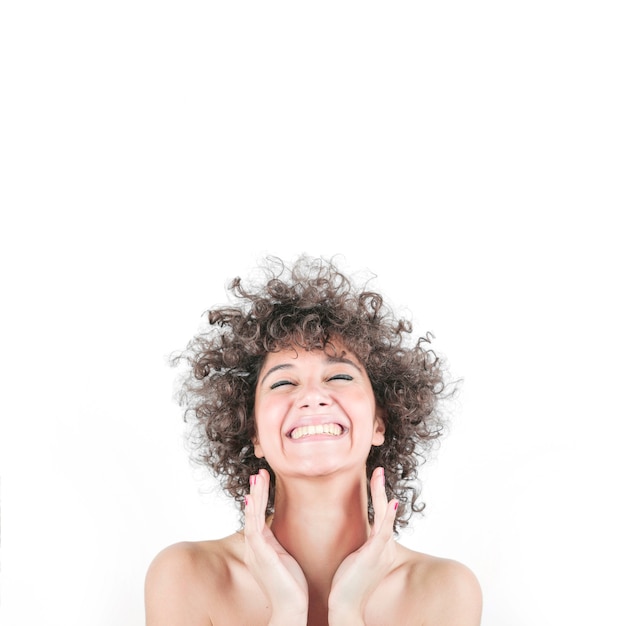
[{"xmin": 244, "ymin": 469, "xmax": 309, "ymax": 626}]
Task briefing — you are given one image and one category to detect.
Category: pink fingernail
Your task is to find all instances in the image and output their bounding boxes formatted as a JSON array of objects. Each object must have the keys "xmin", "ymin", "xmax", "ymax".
[
  {"xmin": 394, "ymin": 501, "xmax": 398, "ymax": 511},
  {"xmin": 245, "ymin": 496, "xmax": 249, "ymax": 506}
]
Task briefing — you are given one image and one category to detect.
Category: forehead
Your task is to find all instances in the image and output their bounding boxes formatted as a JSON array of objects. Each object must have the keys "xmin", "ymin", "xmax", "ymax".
[{"xmin": 258, "ymin": 341, "xmax": 363, "ymax": 375}]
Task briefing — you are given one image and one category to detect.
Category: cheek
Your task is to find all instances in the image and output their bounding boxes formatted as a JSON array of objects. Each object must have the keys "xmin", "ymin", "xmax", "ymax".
[{"xmin": 252, "ymin": 397, "xmax": 281, "ymax": 439}]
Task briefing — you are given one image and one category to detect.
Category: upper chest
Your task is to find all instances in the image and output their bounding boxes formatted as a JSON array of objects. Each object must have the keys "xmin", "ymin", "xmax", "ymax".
[{"xmin": 202, "ymin": 551, "xmax": 428, "ymax": 626}]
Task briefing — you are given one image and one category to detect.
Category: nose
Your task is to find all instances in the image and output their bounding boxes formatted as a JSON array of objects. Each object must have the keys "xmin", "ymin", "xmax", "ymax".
[{"xmin": 297, "ymin": 380, "xmax": 332, "ymax": 409}]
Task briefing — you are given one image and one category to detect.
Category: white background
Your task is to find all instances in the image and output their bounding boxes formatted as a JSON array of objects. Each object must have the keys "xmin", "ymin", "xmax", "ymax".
[{"xmin": 1, "ymin": 2, "xmax": 624, "ymax": 625}]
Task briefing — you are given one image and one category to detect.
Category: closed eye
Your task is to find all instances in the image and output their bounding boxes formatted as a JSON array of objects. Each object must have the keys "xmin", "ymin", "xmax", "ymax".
[
  {"xmin": 270, "ymin": 380, "xmax": 295, "ymax": 390},
  {"xmin": 329, "ymin": 374, "xmax": 353, "ymax": 382}
]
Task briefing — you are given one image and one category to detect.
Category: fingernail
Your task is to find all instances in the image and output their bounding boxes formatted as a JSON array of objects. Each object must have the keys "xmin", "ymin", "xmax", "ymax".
[
  {"xmin": 394, "ymin": 501, "xmax": 398, "ymax": 511},
  {"xmin": 244, "ymin": 496, "xmax": 249, "ymax": 507}
]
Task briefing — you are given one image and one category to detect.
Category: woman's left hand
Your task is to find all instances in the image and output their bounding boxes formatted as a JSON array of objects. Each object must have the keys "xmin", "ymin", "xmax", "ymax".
[{"xmin": 327, "ymin": 467, "xmax": 398, "ymax": 625}]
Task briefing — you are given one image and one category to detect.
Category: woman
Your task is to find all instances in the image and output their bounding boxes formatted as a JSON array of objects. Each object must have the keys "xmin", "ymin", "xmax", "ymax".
[{"xmin": 145, "ymin": 256, "xmax": 482, "ymax": 625}]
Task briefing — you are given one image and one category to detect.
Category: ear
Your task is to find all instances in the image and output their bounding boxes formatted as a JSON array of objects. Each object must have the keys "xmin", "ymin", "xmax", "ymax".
[
  {"xmin": 253, "ymin": 437, "xmax": 265, "ymax": 459},
  {"xmin": 371, "ymin": 407, "xmax": 386, "ymax": 447},
  {"xmin": 251, "ymin": 425, "xmax": 265, "ymax": 458}
]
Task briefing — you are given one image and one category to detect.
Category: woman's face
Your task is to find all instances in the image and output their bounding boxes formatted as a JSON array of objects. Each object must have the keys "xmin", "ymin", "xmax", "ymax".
[{"xmin": 253, "ymin": 341, "xmax": 385, "ymax": 477}]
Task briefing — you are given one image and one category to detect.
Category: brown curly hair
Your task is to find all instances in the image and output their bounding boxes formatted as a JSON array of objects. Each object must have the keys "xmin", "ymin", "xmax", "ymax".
[{"xmin": 172, "ymin": 255, "xmax": 450, "ymax": 532}]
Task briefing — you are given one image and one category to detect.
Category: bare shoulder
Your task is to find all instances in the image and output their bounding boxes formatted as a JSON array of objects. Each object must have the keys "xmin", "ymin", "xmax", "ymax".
[
  {"xmin": 145, "ymin": 535, "xmax": 242, "ymax": 626},
  {"xmin": 399, "ymin": 545, "xmax": 482, "ymax": 625}
]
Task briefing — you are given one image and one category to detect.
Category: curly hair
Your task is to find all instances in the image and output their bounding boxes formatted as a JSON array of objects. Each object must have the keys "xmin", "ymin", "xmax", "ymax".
[{"xmin": 172, "ymin": 255, "xmax": 450, "ymax": 532}]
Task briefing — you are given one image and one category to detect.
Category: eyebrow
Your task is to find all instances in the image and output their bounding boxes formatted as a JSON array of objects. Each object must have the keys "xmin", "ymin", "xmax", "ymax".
[{"xmin": 259, "ymin": 355, "xmax": 363, "ymax": 385}]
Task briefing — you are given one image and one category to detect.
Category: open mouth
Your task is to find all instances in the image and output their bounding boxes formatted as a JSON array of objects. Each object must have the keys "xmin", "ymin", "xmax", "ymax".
[{"xmin": 288, "ymin": 423, "xmax": 345, "ymax": 440}]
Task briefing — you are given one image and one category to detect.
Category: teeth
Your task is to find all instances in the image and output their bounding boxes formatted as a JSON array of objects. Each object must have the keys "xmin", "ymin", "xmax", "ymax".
[{"xmin": 290, "ymin": 423, "xmax": 343, "ymax": 440}]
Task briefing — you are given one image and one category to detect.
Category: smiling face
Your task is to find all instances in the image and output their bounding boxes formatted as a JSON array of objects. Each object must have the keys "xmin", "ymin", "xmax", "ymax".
[{"xmin": 252, "ymin": 341, "xmax": 385, "ymax": 477}]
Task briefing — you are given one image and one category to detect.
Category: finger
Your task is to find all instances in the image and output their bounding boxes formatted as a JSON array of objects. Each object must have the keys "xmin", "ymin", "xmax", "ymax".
[
  {"xmin": 257, "ymin": 469, "xmax": 270, "ymax": 523},
  {"xmin": 378, "ymin": 498, "xmax": 398, "ymax": 542},
  {"xmin": 370, "ymin": 467, "xmax": 389, "ymax": 534},
  {"xmin": 248, "ymin": 472, "xmax": 265, "ymax": 532},
  {"xmin": 244, "ymin": 487, "xmax": 259, "ymax": 538},
  {"xmin": 243, "ymin": 492, "xmax": 277, "ymax": 573}
]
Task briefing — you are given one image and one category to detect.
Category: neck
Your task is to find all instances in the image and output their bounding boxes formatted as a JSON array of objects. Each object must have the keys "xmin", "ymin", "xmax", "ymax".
[{"xmin": 269, "ymin": 472, "xmax": 371, "ymax": 623}]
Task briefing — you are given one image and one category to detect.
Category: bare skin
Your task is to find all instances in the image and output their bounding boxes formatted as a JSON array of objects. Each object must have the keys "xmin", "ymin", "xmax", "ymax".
[{"xmin": 145, "ymin": 346, "xmax": 482, "ymax": 625}]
